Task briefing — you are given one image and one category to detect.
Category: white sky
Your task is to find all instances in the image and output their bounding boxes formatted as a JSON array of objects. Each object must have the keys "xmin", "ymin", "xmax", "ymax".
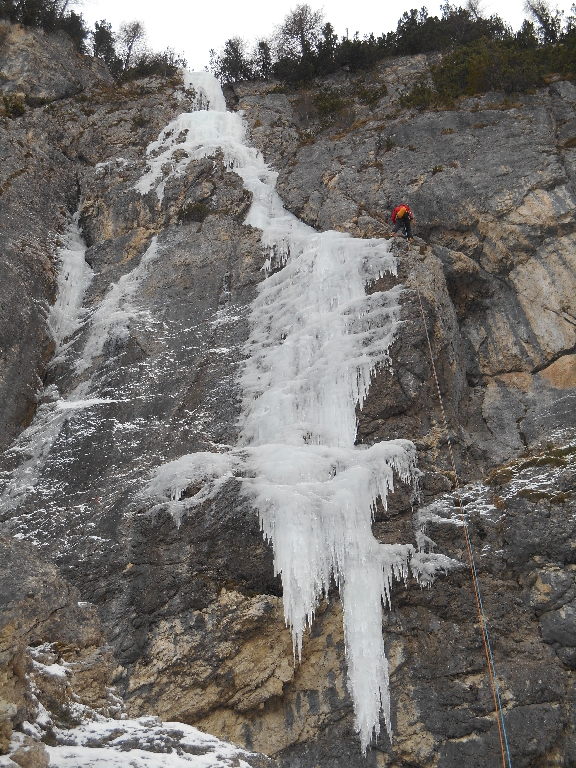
[{"xmin": 80, "ymin": 0, "xmax": 575, "ymax": 71}]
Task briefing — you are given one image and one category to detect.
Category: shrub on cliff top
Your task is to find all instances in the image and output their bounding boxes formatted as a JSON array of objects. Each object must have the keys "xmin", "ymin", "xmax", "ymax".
[
  {"xmin": 403, "ymin": 20, "xmax": 576, "ymax": 107},
  {"xmin": 209, "ymin": 2, "xmax": 513, "ymax": 85},
  {"xmin": 90, "ymin": 19, "xmax": 187, "ymax": 83},
  {"xmin": 210, "ymin": 0, "xmax": 576, "ymax": 102},
  {"xmin": 121, "ymin": 48, "xmax": 187, "ymax": 82},
  {"xmin": 0, "ymin": 0, "xmax": 88, "ymax": 51}
]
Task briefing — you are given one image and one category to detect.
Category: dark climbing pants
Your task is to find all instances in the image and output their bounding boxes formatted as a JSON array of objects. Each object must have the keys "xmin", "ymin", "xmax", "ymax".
[{"xmin": 393, "ymin": 217, "xmax": 412, "ymax": 238}]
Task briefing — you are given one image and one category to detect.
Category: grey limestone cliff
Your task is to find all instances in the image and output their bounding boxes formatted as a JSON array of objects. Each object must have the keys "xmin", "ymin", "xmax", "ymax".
[{"xmin": 1, "ymin": 23, "xmax": 576, "ymax": 768}]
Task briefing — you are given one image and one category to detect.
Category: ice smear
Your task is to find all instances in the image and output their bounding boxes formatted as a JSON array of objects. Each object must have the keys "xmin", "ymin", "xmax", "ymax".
[
  {"xmin": 1, "ymin": 214, "xmax": 95, "ymax": 509},
  {"xmin": 47, "ymin": 212, "xmax": 94, "ymax": 359},
  {"xmin": 1, "ymin": 404, "xmax": 72, "ymax": 510},
  {"xmin": 56, "ymin": 398, "xmax": 120, "ymax": 410},
  {"xmin": 142, "ymin": 72, "xmax": 458, "ymax": 751},
  {"xmin": 2, "ymin": 215, "xmax": 163, "ymax": 508},
  {"xmin": 0, "ymin": 393, "xmax": 122, "ymax": 511},
  {"xmin": 2, "ymin": 219, "xmax": 154, "ymax": 504},
  {"xmin": 76, "ymin": 236, "xmax": 160, "ymax": 374}
]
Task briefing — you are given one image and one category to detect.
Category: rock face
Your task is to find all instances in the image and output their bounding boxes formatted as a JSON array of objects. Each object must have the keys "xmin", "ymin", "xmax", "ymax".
[
  {"xmin": 0, "ymin": 20, "xmax": 114, "ymax": 454},
  {"xmin": 234, "ymin": 60, "xmax": 576, "ymax": 477},
  {"xmin": 1, "ymin": 23, "xmax": 576, "ymax": 768},
  {"xmin": 0, "ymin": 21, "xmax": 112, "ymax": 102},
  {"xmin": 0, "ymin": 534, "xmax": 274, "ymax": 768},
  {"xmin": 0, "ymin": 533, "xmax": 117, "ymax": 767}
]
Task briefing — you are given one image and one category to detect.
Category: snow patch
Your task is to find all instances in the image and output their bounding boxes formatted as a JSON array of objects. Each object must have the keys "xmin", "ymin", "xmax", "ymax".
[
  {"xmin": 56, "ymin": 399, "xmax": 120, "ymax": 411},
  {"xmin": 45, "ymin": 716, "xmax": 262, "ymax": 768},
  {"xmin": 31, "ymin": 660, "xmax": 69, "ymax": 678}
]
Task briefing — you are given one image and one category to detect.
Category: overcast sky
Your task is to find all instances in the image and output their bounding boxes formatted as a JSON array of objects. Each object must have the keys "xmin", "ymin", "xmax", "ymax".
[{"xmin": 81, "ymin": 0, "xmax": 575, "ymax": 71}]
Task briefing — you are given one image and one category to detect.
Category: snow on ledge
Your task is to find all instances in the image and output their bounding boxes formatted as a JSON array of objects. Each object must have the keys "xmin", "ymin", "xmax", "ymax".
[{"xmin": 46, "ymin": 716, "xmax": 264, "ymax": 768}]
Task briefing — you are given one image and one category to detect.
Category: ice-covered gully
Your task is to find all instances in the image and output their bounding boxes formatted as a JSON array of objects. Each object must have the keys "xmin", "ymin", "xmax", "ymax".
[{"xmin": 144, "ymin": 72, "xmax": 456, "ymax": 750}]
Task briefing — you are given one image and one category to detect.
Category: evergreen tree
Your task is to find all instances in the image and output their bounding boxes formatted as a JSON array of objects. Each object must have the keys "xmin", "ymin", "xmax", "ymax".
[
  {"xmin": 92, "ymin": 20, "xmax": 122, "ymax": 77},
  {"xmin": 209, "ymin": 37, "xmax": 253, "ymax": 82},
  {"xmin": 252, "ymin": 40, "xmax": 273, "ymax": 79}
]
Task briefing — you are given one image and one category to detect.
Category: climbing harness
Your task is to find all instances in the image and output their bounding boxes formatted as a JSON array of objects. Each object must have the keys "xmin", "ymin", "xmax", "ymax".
[{"xmin": 415, "ymin": 284, "xmax": 513, "ymax": 768}]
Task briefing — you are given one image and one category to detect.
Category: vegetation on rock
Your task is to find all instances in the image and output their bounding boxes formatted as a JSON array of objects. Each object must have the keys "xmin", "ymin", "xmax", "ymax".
[
  {"xmin": 177, "ymin": 201, "xmax": 210, "ymax": 223},
  {"xmin": 0, "ymin": 0, "xmax": 86, "ymax": 50},
  {"xmin": 2, "ymin": 93, "xmax": 25, "ymax": 117},
  {"xmin": 403, "ymin": 20, "xmax": 576, "ymax": 107},
  {"xmin": 89, "ymin": 18, "xmax": 187, "ymax": 82},
  {"xmin": 210, "ymin": 0, "xmax": 576, "ymax": 101},
  {"xmin": 0, "ymin": 2, "xmax": 186, "ymax": 81}
]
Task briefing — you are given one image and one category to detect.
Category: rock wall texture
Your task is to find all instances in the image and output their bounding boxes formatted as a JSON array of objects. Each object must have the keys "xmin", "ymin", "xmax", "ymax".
[
  {"xmin": 0, "ymin": 20, "xmax": 114, "ymax": 453},
  {"xmin": 1, "ymin": 23, "xmax": 576, "ymax": 768},
  {"xmin": 234, "ymin": 59, "xmax": 576, "ymax": 477},
  {"xmin": 0, "ymin": 533, "xmax": 118, "ymax": 767}
]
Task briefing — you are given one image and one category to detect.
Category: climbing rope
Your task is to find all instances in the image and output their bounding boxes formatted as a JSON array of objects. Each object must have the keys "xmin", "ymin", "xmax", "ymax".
[{"xmin": 415, "ymin": 284, "xmax": 513, "ymax": 768}]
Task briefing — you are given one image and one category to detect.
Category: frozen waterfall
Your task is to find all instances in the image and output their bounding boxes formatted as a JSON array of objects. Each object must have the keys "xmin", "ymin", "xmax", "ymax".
[
  {"xmin": 0, "ymin": 67, "xmax": 453, "ymax": 753},
  {"xmin": 144, "ymin": 72, "xmax": 430, "ymax": 751},
  {"xmin": 47, "ymin": 211, "xmax": 94, "ymax": 360}
]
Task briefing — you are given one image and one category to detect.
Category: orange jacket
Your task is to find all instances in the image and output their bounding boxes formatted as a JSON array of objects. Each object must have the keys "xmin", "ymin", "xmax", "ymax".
[{"xmin": 391, "ymin": 204, "xmax": 413, "ymax": 223}]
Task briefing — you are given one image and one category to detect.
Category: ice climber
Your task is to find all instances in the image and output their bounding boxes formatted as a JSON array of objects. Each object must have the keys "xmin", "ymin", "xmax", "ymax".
[{"xmin": 391, "ymin": 203, "xmax": 414, "ymax": 241}]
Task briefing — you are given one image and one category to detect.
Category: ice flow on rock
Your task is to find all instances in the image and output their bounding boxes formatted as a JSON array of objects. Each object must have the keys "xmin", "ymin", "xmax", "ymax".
[
  {"xmin": 47, "ymin": 211, "xmax": 94, "ymax": 360},
  {"xmin": 143, "ymin": 72, "xmax": 427, "ymax": 751}
]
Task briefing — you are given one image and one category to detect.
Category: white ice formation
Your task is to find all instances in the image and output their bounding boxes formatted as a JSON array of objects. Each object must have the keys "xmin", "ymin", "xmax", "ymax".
[
  {"xmin": 47, "ymin": 212, "xmax": 94, "ymax": 359},
  {"xmin": 0, "ymin": 221, "xmax": 161, "ymax": 512},
  {"xmin": 0, "ymin": 70, "xmax": 455, "ymax": 754},
  {"xmin": 75, "ymin": 236, "xmax": 160, "ymax": 374},
  {"xmin": 143, "ymin": 72, "xmax": 456, "ymax": 751}
]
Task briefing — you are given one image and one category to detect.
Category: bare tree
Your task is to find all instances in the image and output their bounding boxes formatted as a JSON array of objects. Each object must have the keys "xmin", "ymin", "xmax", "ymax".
[
  {"xmin": 274, "ymin": 4, "xmax": 324, "ymax": 59},
  {"xmin": 523, "ymin": 0, "xmax": 563, "ymax": 42},
  {"xmin": 466, "ymin": 0, "xmax": 486, "ymax": 20},
  {"xmin": 41, "ymin": 0, "xmax": 81, "ymax": 18},
  {"xmin": 118, "ymin": 20, "xmax": 147, "ymax": 72}
]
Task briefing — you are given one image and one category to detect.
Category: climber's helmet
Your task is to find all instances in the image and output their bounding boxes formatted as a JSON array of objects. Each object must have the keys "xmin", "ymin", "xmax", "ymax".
[{"xmin": 397, "ymin": 205, "xmax": 407, "ymax": 218}]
